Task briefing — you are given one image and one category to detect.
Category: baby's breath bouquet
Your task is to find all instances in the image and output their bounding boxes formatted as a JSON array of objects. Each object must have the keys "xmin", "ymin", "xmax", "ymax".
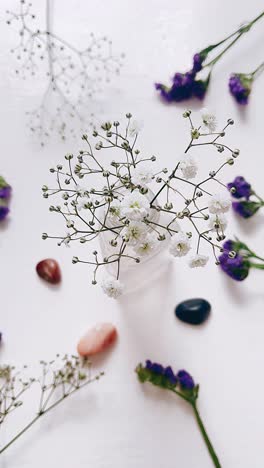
[{"xmin": 42, "ymin": 110, "xmax": 239, "ymax": 298}]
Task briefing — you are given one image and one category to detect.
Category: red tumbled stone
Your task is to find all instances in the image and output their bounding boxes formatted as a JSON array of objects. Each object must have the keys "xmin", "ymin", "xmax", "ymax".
[{"xmin": 36, "ymin": 259, "xmax": 61, "ymax": 284}]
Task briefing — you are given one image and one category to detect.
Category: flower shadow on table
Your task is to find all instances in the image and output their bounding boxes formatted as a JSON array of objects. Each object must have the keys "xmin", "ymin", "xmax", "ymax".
[
  {"xmin": 138, "ymin": 377, "xmax": 193, "ymax": 417},
  {"xmin": 220, "ymin": 272, "xmax": 264, "ymax": 307},
  {"xmin": 233, "ymin": 211, "xmax": 264, "ymax": 236},
  {"xmin": 0, "ymin": 218, "xmax": 11, "ymax": 233},
  {"xmin": 1, "ymin": 387, "xmax": 100, "ymax": 466}
]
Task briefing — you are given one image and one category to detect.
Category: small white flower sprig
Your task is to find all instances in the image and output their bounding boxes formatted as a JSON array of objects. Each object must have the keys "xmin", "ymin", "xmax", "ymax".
[
  {"xmin": 7, "ymin": 0, "xmax": 124, "ymax": 145},
  {"xmin": 0, "ymin": 356, "xmax": 103, "ymax": 455},
  {"xmin": 42, "ymin": 110, "xmax": 239, "ymax": 298}
]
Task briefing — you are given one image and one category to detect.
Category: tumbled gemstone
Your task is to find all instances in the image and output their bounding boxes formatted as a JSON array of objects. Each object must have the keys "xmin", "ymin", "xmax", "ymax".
[
  {"xmin": 77, "ymin": 323, "xmax": 117, "ymax": 357},
  {"xmin": 175, "ymin": 298, "xmax": 211, "ymax": 325},
  {"xmin": 36, "ymin": 259, "xmax": 61, "ymax": 284}
]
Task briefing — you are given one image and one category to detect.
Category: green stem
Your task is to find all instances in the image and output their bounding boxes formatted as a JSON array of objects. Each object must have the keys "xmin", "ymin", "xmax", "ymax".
[
  {"xmin": 205, "ymin": 31, "xmax": 244, "ymax": 68},
  {"xmin": 250, "ymin": 262, "xmax": 264, "ymax": 270},
  {"xmin": 0, "ymin": 415, "xmax": 40, "ymax": 455},
  {"xmin": 204, "ymin": 11, "xmax": 264, "ymax": 68},
  {"xmin": 251, "ymin": 61, "xmax": 264, "ymax": 77},
  {"xmin": 192, "ymin": 403, "xmax": 221, "ymax": 468},
  {"xmin": 170, "ymin": 389, "xmax": 221, "ymax": 467}
]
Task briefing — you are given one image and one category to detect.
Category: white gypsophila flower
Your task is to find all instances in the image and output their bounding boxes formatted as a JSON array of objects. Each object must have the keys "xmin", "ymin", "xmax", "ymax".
[
  {"xmin": 123, "ymin": 221, "xmax": 147, "ymax": 246},
  {"xmin": 129, "ymin": 120, "xmax": 144, "ymax": 138},
  {"xmin": 208, "ymin": 213, "xmax": 228, "ymax": 232},
  {"xmin": 108, "ymin": 199, "xmax": 122, "ymax": 220},
  {"xmin": 201, "ymin": 108, "xmax": 217, "ymax": 133},
  {"xmin": 169, "ymin": 232, "xmax": 191, "ymax": 257},
  {"xmin": 101, "ymin": 276, "xmax": 124, "ymax": 299},
  {"xmin": 179, "ymin": 155, "xmax": 198, "ymax": 180},
  {"xmin": 121, "ymin": 191, "xmax": 150, "ymax": 221},
  {"xmin": 208, "ymin": 191, "xmax": 231, "ymax": 214},
  {"xmin": 131, "ymin": 163, "xmax": 154, "ymax": 187},
  {"xmin": 189, "ymin": 254, "xmax": 209, "ymax": 268},
  {"xmin": 133, "ymin": 232, "xmax": 158, "ymax": 257}
]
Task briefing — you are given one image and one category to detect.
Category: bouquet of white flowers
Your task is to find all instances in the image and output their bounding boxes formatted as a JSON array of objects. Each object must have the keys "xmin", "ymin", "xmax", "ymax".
[{"xmin": 42, "ymin": 110, "xmax": 239, "ymax": 298}]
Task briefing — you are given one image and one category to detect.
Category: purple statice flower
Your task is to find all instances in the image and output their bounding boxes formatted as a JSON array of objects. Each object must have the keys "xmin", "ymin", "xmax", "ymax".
[
  {"xmin": 177, "ymin": 370, "xmax": 195, "ymax": 390},
  {"xmin": 0, "ymin": 205, "xmax": 9, "ymax": 221},
  {"xmin": 0, "ymin": 186, "xmax": 11, "ymax": 199},
  {"xmin": 147, "ymin": 361, "xmax": 164, "ymax": 375},
  {"xmin": 164, "ymin": 366, "xmax": 178, "ymax": 385},
  {"xmin": 232, "ymin": 201, "xmax": 261, "ymax": 219},
  {"xmin": 144, "ymin": 360, "xmax": 178, "ymax": 386},
  {"xmin": 227, "ymin": 176, "xmax": 251, "ymax": 199},
  {"xmin": 155, "ymin": 72, "xmax": 195, "ymax": 103},
  {"xmin": 155, "ymin": 75, "xmax": 208, "ymax": 103},
  {"xmin": 218, "ymin": 249, "xmax": 250, "ymax": 281},
  {"xmin": 0, "ymin": 176, "xmax": 12, "ymax": 200},
  {"xmin": 229, "ymin": 73, "xmax": 253, "ymax": 105},
  {"xmin": 222, "ymin": 239, "xmax": 235, "ymax": 251},
  {"xmin": 192, "ymin": 53, "xmax": 204, "ymax": 73},
  {"xmin": 155, "ymin": 51, "xmax": 209, "ymax": 103}
]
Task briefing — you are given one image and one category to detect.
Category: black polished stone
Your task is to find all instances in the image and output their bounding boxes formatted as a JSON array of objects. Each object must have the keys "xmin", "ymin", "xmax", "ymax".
[{"xmin": 175, "ymin": 298, "xmax": 211, "ymax": 325}]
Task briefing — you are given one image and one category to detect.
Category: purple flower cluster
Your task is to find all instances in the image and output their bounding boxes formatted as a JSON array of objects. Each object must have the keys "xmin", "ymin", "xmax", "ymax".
[
  {"xmin": 229, "ymin": 74, "xmax": 252, "ymax": 105},
  {"xmin": 218, "ymin": 240, "xmax": 250, "ymax": 281},
  {"xmin": 145, "ymin": 360, "xmax": 195, "ymax": 390},
  {"xmin": 0, "ymin": 185, "xmax": 12, "ymax": 199},
  {"xmin": 232, "ymin": 201, "xmax": 260, "ymax": 219},
  {"xmin": 0, "ymin": 176, "xmax": 11, "ymax": 222},
  {"xmin": 227, "ymin": 176, "xmax": 262, "ymax": 218},
  {"xmin": 0, "ymin": 206, "xmax": 10, "ymax": 221},
  {"xmin": 227, "ymin": 176, "xmax": 251, "ymax": 200},
  {"xmin": 155, "ymin": 53, "xmax": 208, "ymax": 103}
]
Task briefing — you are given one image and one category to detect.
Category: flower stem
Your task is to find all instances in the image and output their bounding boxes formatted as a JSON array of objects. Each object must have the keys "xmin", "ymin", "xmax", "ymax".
[
  {"xmin": 204, "ymin": 11, "xmax": 264, "ymax": 68},
  {"xmin": 251, "ymin": 61, "xmax": 264, "ymax": 77},
  {"xmin": 250, "ymin": 262, "xmax": 264, "ymax": 270},
  {"xmin": 0, "ymin": 415, "xmax": 40, "ymax": 455},
  {"xmin": 192, "ymin": 403, "xmax": 221, "ymax": 468},
  {"xmin": 0, "ymin": 375, "xmax": 100, "ymax": 455},
  {"xmin": 206, "ymin": 32, "xmax": 244, "ymax": 68}
]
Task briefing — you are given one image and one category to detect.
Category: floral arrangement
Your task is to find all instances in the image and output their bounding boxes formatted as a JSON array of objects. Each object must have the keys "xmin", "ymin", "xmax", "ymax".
[
  {"xmin": 42, "ymin": 110, "xmax": 240, "ymax": 298},
  {"xmin": 227, "ymin": 176, "xmax": 264, "ymax": 218},
  {"xmin": 7, "ymin": 0, "xmax": 124, "ymax": 145},
  {"xmin": 0, "ymin": 176, "xmax": 12, "ymax": 221},
  {"xmin": 136, "ymin": 361, "xmax": 221, "ymax": 467},
  {"xmin": 0, "ymin": 356, "xmax": 103, "ymax": 455},
  {"xmin": 155, "ymin": 11, "xmax": 264, "ymax": 105}
]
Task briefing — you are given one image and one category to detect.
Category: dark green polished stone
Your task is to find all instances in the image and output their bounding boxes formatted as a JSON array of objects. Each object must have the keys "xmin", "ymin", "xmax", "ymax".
[{"xmin": 175, "ymin": 298, "xmax": 211, "ymax": 325}]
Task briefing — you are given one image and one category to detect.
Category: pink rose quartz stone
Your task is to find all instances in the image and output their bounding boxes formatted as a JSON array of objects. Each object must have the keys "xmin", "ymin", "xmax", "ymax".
[{"xmin": 77, "ymin": 323, "xmax": 117, "ymax": 357}]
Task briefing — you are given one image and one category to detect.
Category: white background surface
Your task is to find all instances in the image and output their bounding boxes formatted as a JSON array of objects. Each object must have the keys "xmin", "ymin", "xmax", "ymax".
[{"xmin": 1, "ymin": 1, "xmax": 264, "ymax": 467}]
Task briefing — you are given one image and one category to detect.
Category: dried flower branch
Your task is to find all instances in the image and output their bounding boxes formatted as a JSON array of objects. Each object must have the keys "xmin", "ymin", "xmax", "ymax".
[
  {"xmin": 7, "ymin": 0, "xmax": 124, "ymax": 144},
  {"xmin": 42, "ymin": 109, "xmax": 240, "ymax": 298},
  {"xmin": 0, "ymin": 355, "xmax": 103, "ymax": 455}
]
